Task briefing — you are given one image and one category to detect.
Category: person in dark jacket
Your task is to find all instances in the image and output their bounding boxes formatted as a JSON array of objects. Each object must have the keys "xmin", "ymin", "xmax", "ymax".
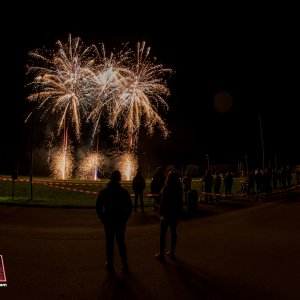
[
  {"xmin": 214, "ymin": 171, "xmax": 222, "ymax": 203},
  {"xmin": 150, "ymin": 167, "xmax": 166, "ymax": 212},
  {"xmin": 203, "ymin": 169, "xmax": 215, "ymax": 203},
  {"xmin": 296, "ymin": 167, "xmax": 300, "ymax": 185},
  {"xmin": 224, "ymin": 171, "xmax": 233, "ymax": 199},
  {"xmin": 154, "ymin": 171, "xmax": 183, "ymax": 261},
  {"xmin": 96, "ymin": 170, "xmax": 133, "ymax": 272},
  {"xmin": 182, "ymin": 171, "xmax": 192, "ymax": 205},
  {"xmin": 132, "ymin": 169, "xmax": 146, "ymax": 212}
]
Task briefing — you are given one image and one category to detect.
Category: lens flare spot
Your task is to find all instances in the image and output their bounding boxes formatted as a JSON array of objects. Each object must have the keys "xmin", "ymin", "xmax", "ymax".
[{"xmin": 213, "ymin": 90, "xmax": 233, "ymax": 113}]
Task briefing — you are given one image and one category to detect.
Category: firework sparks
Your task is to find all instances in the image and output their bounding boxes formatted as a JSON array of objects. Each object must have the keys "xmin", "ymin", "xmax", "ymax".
[
  {"xmin": 86, "ymin": 41, "xmax": 173, "ymax": 150},
  {"xmin": 26, "ymin": 33, "xmax": 97, "ymax": 140},
  {"xmin": 48, "ymin": 145, "xmax": 74, "ymax": 180},
  {"xmin": 86, "ymin": 43, "xmax": 132, "ymax": 143},
  {"xmin": 114, "ymin": 151, "xmax": 138, "ymax": 181},
  {"xmin": 26, "ymin": 36, "xmax": 173, "ymax": 181},
  {"xmin": 109, "ymin": 41, "xmax": 173, "ymax": 149},
  {"xmin": 26, "ymin": 34, "xmax": 98, "ymax": 180},
  {"xmin": 76, "ymin": 150, "xmax": 106, "ymax": 180}
]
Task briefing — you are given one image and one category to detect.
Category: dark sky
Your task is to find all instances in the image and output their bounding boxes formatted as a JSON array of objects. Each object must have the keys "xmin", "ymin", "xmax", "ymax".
[{"xmin": 0, "ymin": 4, "xmax": 299, "ymax": 175}]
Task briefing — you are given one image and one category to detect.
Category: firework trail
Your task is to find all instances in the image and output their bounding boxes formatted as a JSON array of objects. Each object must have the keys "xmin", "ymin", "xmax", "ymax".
[
  {"xmin": 86, "ymin": 43, "xmax": 132, "ymax": 144},
  {"xmin": 26, "ymin": 36, "xmax": 173, "ymax": 180},
  {"xmin": 113, "ymin": 151, "xmax": 138, "ymax": 181},
  {"xmin": 48, "ymin": 144, "xmax": 74, "ymax": 180},
  {"xmin": 26, "ymin": 33, "xmax": 98, "ymax": 140},
  {"xmin": 76, "ymin": 150, "xmax": 106, "ymax": 180},
  {"xmin": 26, "ymin": 34, "xmax": 98, "ymax": 180},
  {"xmin": 109, "ymin": 41, "xmax": 173, "ymax": 150},
  {"xmin": 86, "ymin": 41, "xmax": 173, "ymax": 151}
]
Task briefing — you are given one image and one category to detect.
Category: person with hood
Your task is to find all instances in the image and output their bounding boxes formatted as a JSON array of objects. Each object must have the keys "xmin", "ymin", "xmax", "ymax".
[
  {"xmin": 132, "ymin": 169, "xmax": 146, "ymax": 212},
  {"xmin": 154, "ymin": 171, "xmax": 183, "ymax": 261},
  {"xmin": 96, "ymin": 170, "xmax": 133, "ymax": 272},
  {"xmin": 150, "ymin": 166, "xmax": 166, "ymax": 212}
]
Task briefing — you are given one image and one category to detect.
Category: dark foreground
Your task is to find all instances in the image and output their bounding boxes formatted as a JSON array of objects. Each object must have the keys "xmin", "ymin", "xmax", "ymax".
[{"xmin": 1, "ymin": 189, "xmax": 300, "ymax": 300}]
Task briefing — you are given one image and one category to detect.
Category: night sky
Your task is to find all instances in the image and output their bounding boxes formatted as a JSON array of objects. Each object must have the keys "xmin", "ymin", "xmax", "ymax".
[{"xmin": 0, "ymin": 5, "xmax": 299, "ymax": 175}]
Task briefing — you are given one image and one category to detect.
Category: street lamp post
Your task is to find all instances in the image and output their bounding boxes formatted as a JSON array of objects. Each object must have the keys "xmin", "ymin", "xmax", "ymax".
[
  {"xmin": 245, "ymin": 155, "xmax": 249, "ymax": 178},
  {"xmin": 206, "ymin": 154, "xmax": 210, "ymax": 171},
  {"xmin": 29, "ymin": 105, "xmax": 37, "ymax": 201},
  {"xmin": 258, "ymin": 112, "xmax": 265, "ymax": 170},
  {"xmin": 143, "ymin": 152, "xmax": 146, "ymax": 178},
  {"xmin": 29, "ymin": 76, "xmax": 42, "ymax": 201}
]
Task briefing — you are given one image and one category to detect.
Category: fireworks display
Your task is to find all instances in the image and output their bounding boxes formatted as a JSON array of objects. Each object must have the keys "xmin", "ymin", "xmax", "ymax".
[
  {"xmin": 86, "ymin": 43, "xmax": 132, "ymax": 142},
  {"xmin": 26, "ymin": 33, "xmax": 98, "ymax": 140},
  {"xmin": 108, "ymin": 41, "xmax": 172, "ymax": 149},
  {"xmin": 26, "ymin": 35, "xmax": 173, "ymax": 180},
  {"xmin": 114, "ymin": 151, "xmax": 138, "ymax": 181},
  {"xmin": 48, "ymin": 145, "xmax": 74, "ymax": 180},
  {"xmin": 76, "ymin": 150, "xmax": 106, "ymax": 180}
]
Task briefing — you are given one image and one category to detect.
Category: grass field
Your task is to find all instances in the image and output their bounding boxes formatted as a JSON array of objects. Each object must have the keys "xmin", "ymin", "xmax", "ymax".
[{"xmin": 0, "ymin": 175, "xmax": 297, "ymax": 208}]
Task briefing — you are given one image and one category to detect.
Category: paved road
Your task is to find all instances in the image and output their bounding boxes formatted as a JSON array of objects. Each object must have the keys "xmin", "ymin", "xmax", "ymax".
[{"xmin": 1, "ymin": 190, "xmax": 300, "ymax": 300}]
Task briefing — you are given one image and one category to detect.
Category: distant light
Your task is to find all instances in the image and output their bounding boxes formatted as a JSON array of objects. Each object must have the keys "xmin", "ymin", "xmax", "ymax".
[{"xmin": 213, "ymin": 90, "xmax": 233, "ymax": 113}]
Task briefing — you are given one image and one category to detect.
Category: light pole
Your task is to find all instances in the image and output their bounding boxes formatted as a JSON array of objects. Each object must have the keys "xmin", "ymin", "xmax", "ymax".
[
  {"xmin": 206, "ymin": 154, "xmax": 210, "ymax": 171},
  {"xmin": 245, "ymin": 155, "xmax": 249, "ymax": 178},
  {"xmin": 29, "ymin": 76, "xmax": 42, "ymax": 201},
  {"xmin": 258, "ymin": 112, "xmax": 265, "ymax": 170},
  {"xmin": 143, "ymin": 152, "xmax": 146, "ymax": 177},
  {"xmin": 29, "ymin": 105, "xmax": 37, "ymax": 201}
]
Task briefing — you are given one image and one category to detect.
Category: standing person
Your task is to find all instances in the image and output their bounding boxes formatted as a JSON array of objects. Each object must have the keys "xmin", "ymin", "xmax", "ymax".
[
  {"xmin": 150, "ymin": 167, "xmax": 166, "ymax": 212},
  {"xmin": 224, "ymin": 171, "xmax": 233, "ymax": 199},
  {"xmin": 296, "ymin": 167, "xmax": 300, "ymax": 185},
  {"xmin": 272, "ymin": 168, "xmax": 279, "ymax": 190},
  {"xmin": 248, "ymin": 170, "xmax": 255, "ymax": 197},
  {"xmin": 96, "ymin": 170, "xmax": 133, "ymax": 272},
  {"xmin": 154, "ymin": 171, "xmax": 183, "ymax": 261},
  {"xmin": 286, "ymin": 165, "xmax": 292, "ymax": 191},
  {"xmin": 255, "ymin": 169, "xmax": 263, "ymax": 200},
  {"xmin": 182, "ymin": 171, "xmax": 192, "ymax": 205},
  {"xmin": 280, "ymin": 166, "xmax": 287, "ymax": 190},
  {"xmin": 132, "ymin": 169, "xmax": 146, "ymax": 212},
  {"xmin": 203, "ymin": 169, "xmax": 215, "ymax": 203},
  {"xmin": 214, "ymin": 171, "xmax": 222, "ymax": 204},
  {"xmin": 263, "ymin": 168, "xmax": 273, "ymax": 199}
]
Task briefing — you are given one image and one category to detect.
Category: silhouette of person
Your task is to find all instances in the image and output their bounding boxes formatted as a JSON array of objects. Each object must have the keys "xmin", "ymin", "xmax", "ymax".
[
  {"xmin": 154, "ymin": 171, "xmax": 183, "ymax": 261},
  {"xmin": 132, "ymin": 169, "xmax": 146, "ymax": 212},
  {"xmin": 96, "ymin": 170, "xmax": 133, "ymax": 272},
  {"xmin": 248, "ymin": 170, "xmax": 255, "ymax": 197},
  {"xmin": 203, "ymin": 169, "xmax": 215, "ymax": 203},
  {"xmin": 263, "ymin": 168, "xmax": 272, "ymax": 199},
  {"xmin": 272, "ymin": 168, "xmax": 279, "ymax": 190},
  {"xmin": 296, "ymin": 167, "xmax": 300, "ymax": 185},
  {"xmin": 182, "ymin": 171, "xmax": 192, "ymax": 205},
  {"xmin": 214, "ymin": 171, "xmax": 222, "ymax": 203},
  {"xmin": 224, "ymin": 171, "xmax": 233, "ymax": 199},
  {"xmin": 280, "ymin": 166, "xmax": 287, "ymax": 190},
  {"xmin": 286, "ymin": 165, "xmax": 292, "ymax": 191},
  {"xmin": 150, "ymin": 167, "xmax": 166, "ymax": 212},
  {"xmin": 255, "ymin": 169, "xmax": 263, "ymax": 200}
]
